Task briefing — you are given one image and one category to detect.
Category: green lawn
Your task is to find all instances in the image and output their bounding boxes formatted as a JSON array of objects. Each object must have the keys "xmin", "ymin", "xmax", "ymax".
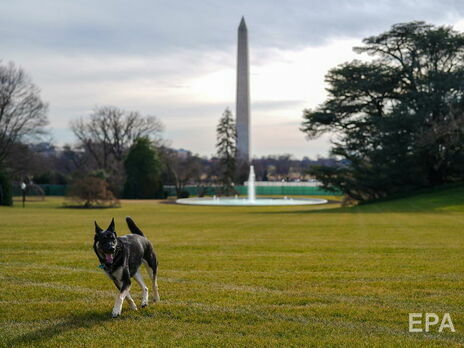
[{"xmin": 0, "ymin": 188, "xmax": 463, "ymax": 347}]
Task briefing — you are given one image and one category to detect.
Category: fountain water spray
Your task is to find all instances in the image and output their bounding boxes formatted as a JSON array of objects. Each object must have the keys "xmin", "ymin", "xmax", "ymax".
[{"xmin": 247, "ymin": 165, "xmax": 256, "ymax": 201}]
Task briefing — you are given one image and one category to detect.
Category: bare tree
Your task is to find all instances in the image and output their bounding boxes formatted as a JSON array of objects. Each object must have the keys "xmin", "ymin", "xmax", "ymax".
[
  {"xmin": 161, "ymin": 148, "xmax": 201, "ymax": 197},
  {"xmin": 0, "ymin": 62, "xmax": 48, "ymax": 163},
  {"xmin": 70, "ymin": 106, "xmax": 163, "ymax": 171}
]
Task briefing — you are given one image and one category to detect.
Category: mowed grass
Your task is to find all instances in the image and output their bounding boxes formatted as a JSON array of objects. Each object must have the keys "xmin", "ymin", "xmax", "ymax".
[{"xmin": 0, "ymin": 188, "xmax": 464, "ymax": 347}]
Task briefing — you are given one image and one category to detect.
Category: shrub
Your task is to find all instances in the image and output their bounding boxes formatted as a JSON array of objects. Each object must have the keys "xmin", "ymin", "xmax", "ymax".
[{"xmin": 66, "ymin": 176, "xmax": 119, "ymax": 208}]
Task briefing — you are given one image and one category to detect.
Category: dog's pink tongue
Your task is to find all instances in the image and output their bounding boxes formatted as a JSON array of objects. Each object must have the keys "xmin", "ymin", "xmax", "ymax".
[{"xmin": 105, "ymin": 254, "xmax": 113, "ymax": 263}]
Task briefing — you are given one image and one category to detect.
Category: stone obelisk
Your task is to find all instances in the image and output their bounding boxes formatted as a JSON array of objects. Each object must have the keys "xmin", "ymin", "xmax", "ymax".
[{"xmin": 236, "ymin": 17, "xmax": 250, "ymax": 163}]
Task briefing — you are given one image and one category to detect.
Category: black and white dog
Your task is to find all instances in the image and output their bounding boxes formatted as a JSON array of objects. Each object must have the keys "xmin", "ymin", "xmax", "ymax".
[{"xmin": 93, "ymin": 217, "xmax": 160, "ymax": 317}]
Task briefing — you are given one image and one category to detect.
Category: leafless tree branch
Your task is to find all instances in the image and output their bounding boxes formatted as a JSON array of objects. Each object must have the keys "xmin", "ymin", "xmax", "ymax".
[
  {"xmin": 70, "ymin": 105, "xmax": 163, "ymax": 172},
  {"xmin": 0, "ymin": 62, "xmax": 48, "ymax": 163}
]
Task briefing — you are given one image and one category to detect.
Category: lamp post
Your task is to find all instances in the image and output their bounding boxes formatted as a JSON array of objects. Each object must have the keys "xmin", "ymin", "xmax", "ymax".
[{"xmin": 20, "ymin": 182, "xmax": 26, "ymax": 208}]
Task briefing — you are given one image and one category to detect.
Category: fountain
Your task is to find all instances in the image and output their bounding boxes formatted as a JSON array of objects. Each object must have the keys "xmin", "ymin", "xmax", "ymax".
[{"xmin": 176, "ymin": 165, "xmax": 328, "ymax": 206}]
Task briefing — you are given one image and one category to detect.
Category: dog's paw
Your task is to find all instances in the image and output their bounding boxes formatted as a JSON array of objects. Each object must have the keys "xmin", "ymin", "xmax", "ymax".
[
  {"xmin": 141, "ymin": 295, "xmax": 149, "ymax": 307},
  {"xmin": 112, "ymin": 310, "xmax": 121, "ymax": 318}
]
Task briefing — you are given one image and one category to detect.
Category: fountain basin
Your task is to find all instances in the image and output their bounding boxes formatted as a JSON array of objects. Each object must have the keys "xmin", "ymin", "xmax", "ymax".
[
  {"xmin": 176, "ymin": 165, "xmax": 328, "ymax": 207},
  {"xmin": 176, "ymin": 197, "xmax": 328, "ymax": 206}
]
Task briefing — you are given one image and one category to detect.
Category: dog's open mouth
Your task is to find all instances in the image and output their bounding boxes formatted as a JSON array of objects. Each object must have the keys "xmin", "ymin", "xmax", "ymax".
[{"xmin": 105, "ymin": 253, "xmax": 114, "ymax": 264}]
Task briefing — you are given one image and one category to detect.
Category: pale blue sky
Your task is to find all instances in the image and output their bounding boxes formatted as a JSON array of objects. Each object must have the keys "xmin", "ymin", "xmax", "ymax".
[{"xmin": 1, "ymin": 0, "xmax": 464, "ymax": 158}]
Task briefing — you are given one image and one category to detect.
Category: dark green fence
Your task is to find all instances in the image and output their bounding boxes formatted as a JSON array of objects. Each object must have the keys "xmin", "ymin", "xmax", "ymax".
[
  {"xmin": 13, "ymin": 184, "xmax": 67, "ymax": 196},
  {"xmin": 17, "ymin": 184, "xmax": 340, "ymax": 197},
  {"xmin": 164, "ymin": 185, "xmax": 341, "ymax": 197},
  {"xmin": 40, "ymin": 184, "xmax": 67, "ymax": 196}
]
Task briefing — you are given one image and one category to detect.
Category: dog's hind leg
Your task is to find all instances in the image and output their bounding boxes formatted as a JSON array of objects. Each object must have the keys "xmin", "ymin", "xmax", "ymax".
[
  {"xmin": 152, "ymin": 273, "xmax": 160, "ymax": 303},
  {"xmin": 133, "ymin": 270, "xmax": 149, "ymax": 307},
  {"xmin": 143, "ymin": 255, "xmax": 160, "ymax": 303}
]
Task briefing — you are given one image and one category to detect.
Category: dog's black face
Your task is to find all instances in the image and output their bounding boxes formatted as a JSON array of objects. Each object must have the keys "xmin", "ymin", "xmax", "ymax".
[{"xmin": 94, "ymin": 218, "xmax": 118, "ymax": 265}]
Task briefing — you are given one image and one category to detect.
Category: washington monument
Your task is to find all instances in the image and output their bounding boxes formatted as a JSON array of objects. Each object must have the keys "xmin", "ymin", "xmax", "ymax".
[{"xmin": 236, "ymin": 17, "xmax": 250, "ymax": 163}]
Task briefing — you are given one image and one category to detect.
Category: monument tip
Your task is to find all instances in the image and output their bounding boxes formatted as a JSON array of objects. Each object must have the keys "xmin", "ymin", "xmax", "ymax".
[{"xmin": 239, "ymin": 16, "xmax": 247, "ymax": 30}]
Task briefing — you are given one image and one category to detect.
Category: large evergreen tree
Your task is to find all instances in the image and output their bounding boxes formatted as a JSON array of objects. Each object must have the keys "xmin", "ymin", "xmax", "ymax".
[
  {"xmin": 301, "ymin": 21, "xmax": 464, "ymax": 201},
  {"xmin": 216, "ymin": 108, "xmax": 237, "ymax": 195},
  {"xmin": 123, "ymin": 137, "xmax": 163, "ymax": 199}
]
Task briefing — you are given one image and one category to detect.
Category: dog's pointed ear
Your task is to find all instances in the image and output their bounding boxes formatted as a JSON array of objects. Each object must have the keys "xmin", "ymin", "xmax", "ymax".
[
  {"xmin": 95, "ymin": 221, "xmax": 103, "ymax": 234},
  {"xmin": 107, "ymin": 218, "xmax": 115, "ymax": 233}
]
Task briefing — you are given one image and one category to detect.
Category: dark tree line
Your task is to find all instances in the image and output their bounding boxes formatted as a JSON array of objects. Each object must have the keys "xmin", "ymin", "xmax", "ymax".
[{"xmin": 301, "ymin": 21, "xmax": 464, "ymax": 202}]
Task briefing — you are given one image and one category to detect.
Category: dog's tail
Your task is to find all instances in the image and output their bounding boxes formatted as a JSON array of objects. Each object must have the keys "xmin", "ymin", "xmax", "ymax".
[{"xmin": 126, "ymin": 216, "xmax": 145, "ymax": 236}]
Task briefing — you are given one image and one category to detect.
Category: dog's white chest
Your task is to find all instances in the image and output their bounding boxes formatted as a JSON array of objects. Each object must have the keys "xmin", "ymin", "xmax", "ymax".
[{"xmin": 111, "ymin": 266, "xmax": 123, "ymax": 281}]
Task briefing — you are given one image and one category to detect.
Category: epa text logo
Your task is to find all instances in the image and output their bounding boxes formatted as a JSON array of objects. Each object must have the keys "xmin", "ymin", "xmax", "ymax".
[{"xmin": 409, "ymin": 313, "xmax": 455, "ymax": 333}]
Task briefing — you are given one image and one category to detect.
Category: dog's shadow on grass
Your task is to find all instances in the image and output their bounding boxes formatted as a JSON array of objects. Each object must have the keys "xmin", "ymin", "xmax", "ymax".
[{"xmin": 6, "ymin": 310, "xmax": 112, "ymax": 347}]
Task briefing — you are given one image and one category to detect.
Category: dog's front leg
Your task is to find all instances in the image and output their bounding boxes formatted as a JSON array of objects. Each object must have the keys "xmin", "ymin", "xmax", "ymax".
[
  {"xmin": 125, "ymin": 292, "xmax": 138, "ymax": 310},
  {"xmin": 112, "ymin": 273, "xmax": 131, "ymax": 318},
  {"xmin": 113, "ymin": 279, "xmax": 137, "ymax": 311}
]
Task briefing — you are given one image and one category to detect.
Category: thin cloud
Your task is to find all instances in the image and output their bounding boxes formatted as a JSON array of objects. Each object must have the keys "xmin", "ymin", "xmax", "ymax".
[{"xmin": 1, "ymin": 0, "xmax": 463, "ymax": 53}]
